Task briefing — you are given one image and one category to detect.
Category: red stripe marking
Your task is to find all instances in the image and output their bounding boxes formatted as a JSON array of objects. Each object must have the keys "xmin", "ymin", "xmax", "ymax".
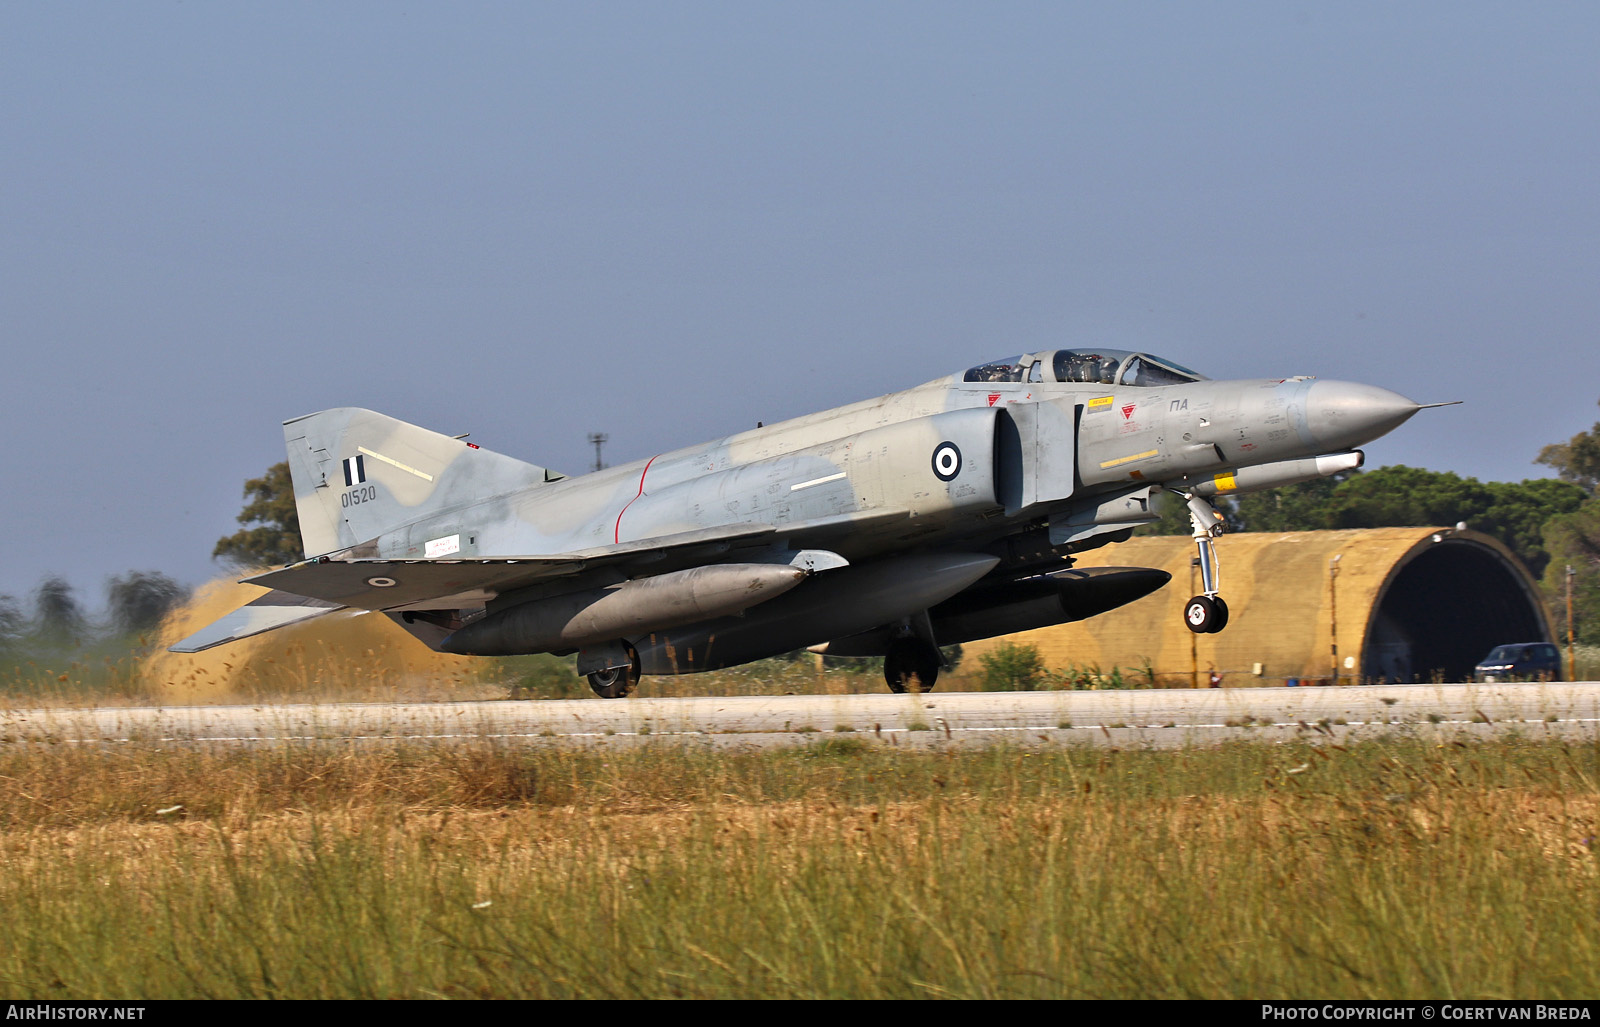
[{"xmin": 615, "ymin": 455, "xmax": 659, "ymax": 544}]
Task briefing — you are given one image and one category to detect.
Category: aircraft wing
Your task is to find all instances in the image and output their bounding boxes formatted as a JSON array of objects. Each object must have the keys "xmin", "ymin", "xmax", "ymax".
[
  {"xmin": 240, "ymin": 522, "xmax": 783, "ymax": 611},
  {"xmin": 168, "ymin": 590, "xmax": 349, "ymax": 653},
  {"xmin": 167, "ymin": 514, "xmax": 923, "ymax": 654}
]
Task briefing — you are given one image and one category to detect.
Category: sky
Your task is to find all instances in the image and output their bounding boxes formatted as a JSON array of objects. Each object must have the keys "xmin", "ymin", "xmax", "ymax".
[{"xmin": 3, "ymin": 1, "xmax": 1597, "ymax": 606}]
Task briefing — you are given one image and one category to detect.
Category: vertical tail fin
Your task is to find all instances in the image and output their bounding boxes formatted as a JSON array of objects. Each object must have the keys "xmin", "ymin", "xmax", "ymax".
[{"xmin": 283, "ymin": 408, "xmax": 558, "ymax": 557}]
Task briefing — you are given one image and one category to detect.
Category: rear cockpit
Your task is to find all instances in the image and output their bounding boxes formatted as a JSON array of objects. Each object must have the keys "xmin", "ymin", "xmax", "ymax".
[{"xmin": 963, "ymin": 349, "xmax": 1207, "ymax": 388}]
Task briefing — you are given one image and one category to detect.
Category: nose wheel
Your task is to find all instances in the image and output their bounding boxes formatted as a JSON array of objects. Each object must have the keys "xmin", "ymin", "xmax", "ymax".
[
  {"xmin": 1184, "ymin": 594, "xmax": 1230, "ymax": 634},
  {"xmin": 1180, "ymin": 491, "xmax": 1231, "ymax": 634}
]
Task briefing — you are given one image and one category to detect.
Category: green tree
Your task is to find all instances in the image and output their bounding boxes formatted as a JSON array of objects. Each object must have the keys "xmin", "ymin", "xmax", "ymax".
[
  {"xmin": 0, "ymin": 594, "xmax": 23, "ymax": 651},
  {"xmin": 106, "ymin": 571, "xmax": 191, "ymax": 637},
  {"xmin": 1542, "ymin": 500, "xmax": 1600, "ymax": 645},
  {"xmin": 978, "ymin": 641, "xmax": 1047, "ymax": 691},
  {"xmin": 1537, "ymin": 403, "xmax": 1600, "ymax": 644},
  {"xmin": 1231, "ymin": 472, "xmax": 1355, "ymax": 533},
  {"xmin": 213, "ymin": 462, "xmax": 303, "ymax": 569},
  {"xmin": 32, "ymin": 576, "xmax": 85, "ymax": 648},
  {"xmin": 1319, "ymin": 466, "xmax": 1583, "ymax": 578},
  {"xmin": 1536, "ymin": 399, "xmax": 1600, "ymax": 493},
  {"xmin": 1321, "ymin": 465, "xmax": 1490, "ymax": 529},
  {"xmin": 1475, "ymin": 477, "xmax": 1589, "ymax": 579},
  {"xmin": 1207, "ymin": 466, "xmax": 1583, "ymax": 579}
]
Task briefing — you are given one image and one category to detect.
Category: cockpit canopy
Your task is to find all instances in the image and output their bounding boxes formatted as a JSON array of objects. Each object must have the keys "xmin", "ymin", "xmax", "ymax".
[{"xmin": 963, "ymin": 349, "xmax": 1207, "ymax": 388}]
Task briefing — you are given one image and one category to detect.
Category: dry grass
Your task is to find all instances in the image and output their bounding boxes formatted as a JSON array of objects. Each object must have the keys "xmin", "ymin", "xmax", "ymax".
[{"xmin": 0, "ymin": 736, "xmax": 1596, "ymax": 998}]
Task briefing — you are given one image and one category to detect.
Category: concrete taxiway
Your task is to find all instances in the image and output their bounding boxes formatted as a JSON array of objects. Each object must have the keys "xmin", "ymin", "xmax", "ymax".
[{"xmin": 1, "ymin": 682, "xmax": 1596, "ymax": 750}]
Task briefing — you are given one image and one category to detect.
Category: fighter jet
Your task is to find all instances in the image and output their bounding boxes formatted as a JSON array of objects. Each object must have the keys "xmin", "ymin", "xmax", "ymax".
[{"xmin": 173, "ymin": 349, "xmax": 1447, "ymax": 696}]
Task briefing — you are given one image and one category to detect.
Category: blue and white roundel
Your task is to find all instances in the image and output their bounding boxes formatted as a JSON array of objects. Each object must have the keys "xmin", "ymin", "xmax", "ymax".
[{"xmin": 931, "ymin": 442, "xmax": 962, "ymax": 481}]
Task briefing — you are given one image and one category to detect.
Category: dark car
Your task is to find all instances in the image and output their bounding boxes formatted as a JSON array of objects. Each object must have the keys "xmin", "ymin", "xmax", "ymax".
[{"xmin": 1474, "ymin": 643, "xmax": 1562, "ymax": 682}]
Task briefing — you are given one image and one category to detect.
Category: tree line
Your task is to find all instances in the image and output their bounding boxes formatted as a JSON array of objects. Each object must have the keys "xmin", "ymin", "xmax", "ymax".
[{"xmin": 0, "ymin": 571, "xmax": 191, "ymax": 658}]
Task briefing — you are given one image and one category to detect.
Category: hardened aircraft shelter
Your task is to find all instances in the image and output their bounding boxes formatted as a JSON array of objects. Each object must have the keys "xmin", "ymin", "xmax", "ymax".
[{"xmin": 962, "ymin": 527, "xmax": 1553, "ymax": 686}]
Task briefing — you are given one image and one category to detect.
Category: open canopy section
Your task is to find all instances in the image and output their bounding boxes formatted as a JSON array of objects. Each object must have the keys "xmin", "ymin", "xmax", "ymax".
[{"xmin": 962, "ymin": 349, "xmax": 1207, "ymax": 387}]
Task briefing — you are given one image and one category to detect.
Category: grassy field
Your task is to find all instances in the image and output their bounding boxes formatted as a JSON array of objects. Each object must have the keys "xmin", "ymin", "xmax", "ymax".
[{"xmin": 0, "ymin": 735, "xmax": 1596, "ymax": 999}]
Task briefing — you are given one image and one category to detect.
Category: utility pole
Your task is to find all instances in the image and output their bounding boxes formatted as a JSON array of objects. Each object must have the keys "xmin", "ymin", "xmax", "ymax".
[
  {"xmin": 1329, "ymin": 553, "xmax": 1342, "ymax": 685},
  {"xmin": 587, "ymin": 433, "xmax": 609, "ymax": 473},
  {"xmin": 1569, "ymin": 564, "xmax": 1577, "ymax": 682}
]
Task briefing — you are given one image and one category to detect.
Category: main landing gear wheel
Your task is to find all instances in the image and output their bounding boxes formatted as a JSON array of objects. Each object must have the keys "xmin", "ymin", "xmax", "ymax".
[
  {"xmin": 884, "ymin": 638, "xmax": 940, "ymax": 694},
  {"xmin": 586, "ymin": 642, "xmax": 641, "ymax": 699},
  {"xmin": 1183, "ymin": 595, "xmax": 1229, "ymax": 634}
]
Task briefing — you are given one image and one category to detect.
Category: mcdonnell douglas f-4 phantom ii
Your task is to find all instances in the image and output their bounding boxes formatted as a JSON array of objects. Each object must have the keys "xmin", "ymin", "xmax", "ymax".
[{"xmin": 174, "ymin": 349, "xmax": 1449, "ymax": 696}]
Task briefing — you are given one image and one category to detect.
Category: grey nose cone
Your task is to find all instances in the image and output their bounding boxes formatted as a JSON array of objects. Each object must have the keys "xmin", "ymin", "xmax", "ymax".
[{"xmin": 1305, "ymin": 380, "xmax": 1421, "ymax": 450}]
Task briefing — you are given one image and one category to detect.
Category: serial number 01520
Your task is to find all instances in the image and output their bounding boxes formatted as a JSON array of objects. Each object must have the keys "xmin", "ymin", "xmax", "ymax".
[{"xmin": 342, "ymin": 485, "xmax": 379, "ymax": 507}]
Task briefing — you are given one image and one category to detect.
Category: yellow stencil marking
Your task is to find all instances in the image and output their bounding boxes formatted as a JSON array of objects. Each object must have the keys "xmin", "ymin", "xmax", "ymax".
[
  {"xmin": 358, "ymin": 446, "xmax": 434, "ymax": 482},
  {"xmin": 1099, "ymin": 449, "xmax": 1159, "ymax": 469},
  {"xmin": 1213, "ymin": 471, "xmax": 1239, "ymax": 492}
]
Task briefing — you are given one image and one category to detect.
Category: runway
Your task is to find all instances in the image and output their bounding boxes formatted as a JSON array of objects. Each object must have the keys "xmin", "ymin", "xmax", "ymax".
[{"xmin": 3, "ymin": 682, "xmax": 1597, "ymax": 749}]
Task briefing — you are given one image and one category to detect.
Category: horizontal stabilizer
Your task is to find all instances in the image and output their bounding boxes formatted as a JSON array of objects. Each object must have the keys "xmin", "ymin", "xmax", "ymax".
[{"xmin": 168, "ymin": 590, "xmax": 347, "ymax": 653}]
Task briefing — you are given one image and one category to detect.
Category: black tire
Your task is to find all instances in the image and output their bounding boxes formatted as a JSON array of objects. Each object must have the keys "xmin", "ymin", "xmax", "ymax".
[
  {"xmin": 586, "ymin": 642, "xmax": 641, "ymax": 699},
  {"xmin": 1206, "ymin": 596, "xmax": 1230, "ymax": 634},
  {"xmin": 884, "ymin": 638, "xmax": 940, "ymax": 694},
  {"xmin": 1183, "ymin": 595, "xmax": 1219, "ymax": 634}
]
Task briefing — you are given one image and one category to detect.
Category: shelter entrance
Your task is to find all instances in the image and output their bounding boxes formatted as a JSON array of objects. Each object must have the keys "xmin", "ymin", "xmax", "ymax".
[{"xmin": 1361, "ymin": 537, "xmax": 1549, "ymax": 683}]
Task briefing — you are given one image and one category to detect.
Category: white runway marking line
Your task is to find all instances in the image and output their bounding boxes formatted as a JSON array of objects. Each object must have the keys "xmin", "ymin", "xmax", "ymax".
[{"xmin": 30, "ymin": 716, "xmax": 1600, "ymax": 746}]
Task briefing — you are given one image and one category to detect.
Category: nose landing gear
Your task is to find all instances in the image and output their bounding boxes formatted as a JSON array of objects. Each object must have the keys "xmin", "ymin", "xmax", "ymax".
[{"xmin": 1179, "ymin": 491, "xmax": 1230, "ymax": 634}]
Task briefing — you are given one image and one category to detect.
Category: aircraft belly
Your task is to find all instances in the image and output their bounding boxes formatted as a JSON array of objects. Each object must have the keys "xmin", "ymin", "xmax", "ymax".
[
  {"xmin": 818, "ymin": 565, "xmax": 1171, "ymax": 656},
  {"xmin": 632, "ymin": 552, "xmax": 1000, "ymax": 674}
]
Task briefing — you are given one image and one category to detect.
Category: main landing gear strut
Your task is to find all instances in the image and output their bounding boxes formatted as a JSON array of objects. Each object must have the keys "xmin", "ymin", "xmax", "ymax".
[
  {"xmin": 1179, "ymin": 491, "xmax": 1230, "ymax": 634},
  {"xmin": 883, "ymin": 611, "xmax": 945, "ymax": 693},
  {"xmin": 585, "ymin": 640, "xmax": 642, "ymax": 699}
]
